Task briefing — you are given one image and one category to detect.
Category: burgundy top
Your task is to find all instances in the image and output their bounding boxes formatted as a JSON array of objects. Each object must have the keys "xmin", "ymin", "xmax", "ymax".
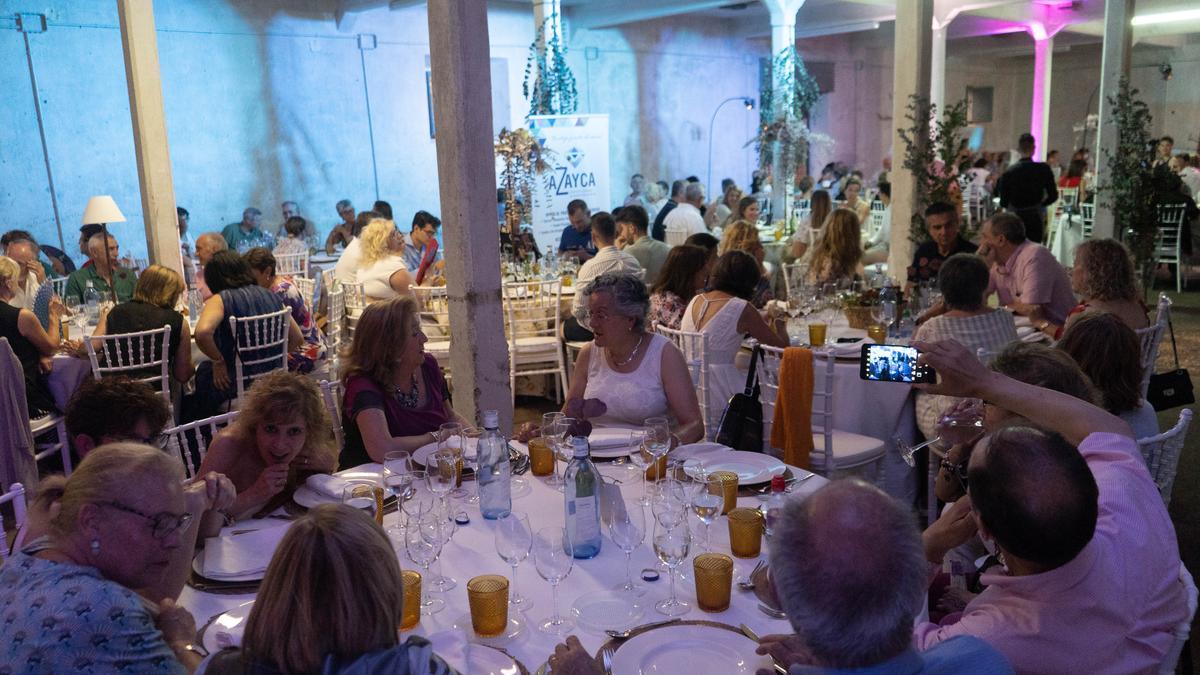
[{"xmin": 340, "ymin": 353, "xmax": 450, "ymax": 468}]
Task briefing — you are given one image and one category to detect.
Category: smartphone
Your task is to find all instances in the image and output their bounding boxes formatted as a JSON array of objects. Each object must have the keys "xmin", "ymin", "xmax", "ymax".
[{"xmin": 859, "ymin": 344, "xmax": 936, "ymax": 384}]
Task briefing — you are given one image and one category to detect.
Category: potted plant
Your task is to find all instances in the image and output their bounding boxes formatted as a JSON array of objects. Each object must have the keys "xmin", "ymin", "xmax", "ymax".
[
  {"xmin": 1098, "ymin": 77, "xmax": 1157, "ymax": 285},
  {"xmin": 897, "ymin": 96, "xmax": 969, "ymax": 243}
]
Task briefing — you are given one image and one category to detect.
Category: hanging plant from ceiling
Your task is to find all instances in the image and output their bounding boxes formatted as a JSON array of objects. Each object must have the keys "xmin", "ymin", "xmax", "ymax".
[
  {"xmin": 496, "ymin": 127, "xmax": 555, "ymax": 233},
  {"xmin": 523, "ymin": 13, "xmax": 578, "ymax": 118}
]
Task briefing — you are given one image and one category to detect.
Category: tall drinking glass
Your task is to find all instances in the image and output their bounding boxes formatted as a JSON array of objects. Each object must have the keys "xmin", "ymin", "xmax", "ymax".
[
  {"xmin": 626, "ymin": 431, "xmax": 652, "ymax": 505},
  {"xmin": 383, "ymin": 451, "xmax": 414, "ymax": 500},
  {"xmin": 653, "ymin": 518, "xmax": 692, "ymax": 617},
  {"xmin": 541, "ymin": 412, "xmax": 566, "ymax": 488},
  {"xmin": 422, "ymin": 497, "xmax": 458, "ymax": 593},
  {"xmin": 494, "ymin": 511, "xmax": 534, "ymax": 609},
  {"xmin": 553, "ymin": 417, "xmax": 579, "ymax": 493},
  {"xmin": 607, "ymin": 499, "xmax": 647, "ymax": 596},
  {"xmin": 427, "ymin": 451, "xmax": 457, "ymax": 511},
  {"xmin": 691, "ymin": 475, "xmax": 724, "ymax": 551},
  {"xmin": 534, "ymin": 526, "xmax": 575, "ymax": 635},
  {"xmin": 460, "ymin": 427, "xmax": 481, "ymax": 504},
  {"xmin": 642, "ymin": 417, "xmax": 671, "ymax": 486},
  {"xmin": 894, "ymin": 400, "xmax": 985, "ymax": 467},
  {"xmin": 405, "ymin": 516, "xmax": 445, "ymax": 614},
  {"xmin": 438, "ymin": 423, "xmax": 469, "ymax": 499}
]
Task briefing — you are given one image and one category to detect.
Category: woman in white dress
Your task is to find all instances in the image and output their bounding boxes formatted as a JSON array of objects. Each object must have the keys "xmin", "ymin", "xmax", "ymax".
[
  {"xmin": 355, "ymin": 219, "xmax": 412, "ymax": 302},
  {"xmin": 680, "ymin": 251, "xmax": 788, "ymax": 424}
]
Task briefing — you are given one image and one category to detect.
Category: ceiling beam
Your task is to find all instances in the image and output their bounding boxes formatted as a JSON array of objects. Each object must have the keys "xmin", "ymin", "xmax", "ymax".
[{"xmin": 568, "ymin": 0, "xmax": 735, "ymax": 30}]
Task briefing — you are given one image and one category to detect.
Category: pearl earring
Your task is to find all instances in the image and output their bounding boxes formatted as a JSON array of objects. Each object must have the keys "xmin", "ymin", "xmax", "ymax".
[{"xmin": 90, "ymin": 539, "xmax": 101, "ymax": 555}]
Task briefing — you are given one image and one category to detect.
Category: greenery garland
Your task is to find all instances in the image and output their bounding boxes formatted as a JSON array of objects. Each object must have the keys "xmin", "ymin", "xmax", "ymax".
[
  {"xmin": 1098, "ymin": 77, "xmax": 1156, "ymax": 275},
  {"xmin": 751, "ymin": 46, "xmax": 823, "ymax": 176},
  {"xmin": 523, "ymin": 13, "xmax": 578, "ymax": 118},
  {"xmin": 897, "ymin": 95, "xmax": 968, "ymax": 243},
  {"xmin": 495, "ymin": 127, "xmax": 554, "ymax": 233}
]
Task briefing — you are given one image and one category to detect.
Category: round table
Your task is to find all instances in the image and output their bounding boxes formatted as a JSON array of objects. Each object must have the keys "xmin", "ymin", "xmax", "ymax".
[{"xmin": 179, "ymin": 449, "xmax": 828, "ymax": 670}]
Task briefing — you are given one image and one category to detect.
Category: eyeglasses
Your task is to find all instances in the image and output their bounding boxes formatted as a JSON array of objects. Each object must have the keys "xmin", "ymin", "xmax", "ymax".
[
  {"xmin": 939, "ymin": 458, "xmax": 969, "ymax": 493},
  {"xmin": 98, "ymin": 501, "xmax": 193, "ymax": 540}
]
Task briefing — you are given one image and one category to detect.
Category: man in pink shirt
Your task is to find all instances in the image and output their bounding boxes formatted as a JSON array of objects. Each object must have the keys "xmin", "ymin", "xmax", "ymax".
[
  {"xmin": 914, "ymin": 339, "xmax": 1189, "ymax": 674},
  {"xmin": 979, "ymin": 212, "xmax": 1076, "ymax": 328}
]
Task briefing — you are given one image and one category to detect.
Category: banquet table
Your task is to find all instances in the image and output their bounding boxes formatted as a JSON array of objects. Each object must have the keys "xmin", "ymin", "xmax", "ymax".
[{"xmin": 179, "ymin": 447, "xmax": 827, "ymax": 672}]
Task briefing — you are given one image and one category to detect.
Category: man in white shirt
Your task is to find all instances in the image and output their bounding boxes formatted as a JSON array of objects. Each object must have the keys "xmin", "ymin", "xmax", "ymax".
[
  {"xmin": 663, "ymin": 182, "xmax": 707, "ymax": 244},
  {"xmin": 564, "ymin": 211, "xmax": 642, "ymax": 341}
]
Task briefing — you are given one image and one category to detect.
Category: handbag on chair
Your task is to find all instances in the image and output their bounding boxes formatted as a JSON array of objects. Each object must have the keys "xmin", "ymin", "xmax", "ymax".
[
  {"xmin": 715, "ymin": 345, "xmax": 764, "ymax": 453},
  {"xmin": 1148, "ymin": 315, "xmax": 1194, "ymax": 411}
]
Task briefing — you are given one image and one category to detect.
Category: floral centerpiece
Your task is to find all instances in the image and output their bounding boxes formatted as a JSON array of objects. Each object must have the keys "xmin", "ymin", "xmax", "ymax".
[{"xmin": 837, "ymin": 287, "xmax": 882, "ymax": 329}]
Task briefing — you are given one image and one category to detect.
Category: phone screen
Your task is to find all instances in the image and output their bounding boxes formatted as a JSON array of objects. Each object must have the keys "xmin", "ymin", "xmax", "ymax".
[{"xmin": 859, "ymin": 344, "xmax": 936, "ymax": 384}]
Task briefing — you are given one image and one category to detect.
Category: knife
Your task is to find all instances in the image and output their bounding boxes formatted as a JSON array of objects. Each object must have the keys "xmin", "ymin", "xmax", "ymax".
[{"xmin": 739, "ymin": 623, "xmax": 788, "ymax": 675}]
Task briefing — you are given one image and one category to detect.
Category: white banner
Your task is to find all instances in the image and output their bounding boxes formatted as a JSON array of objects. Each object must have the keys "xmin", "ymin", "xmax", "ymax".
[{"xmin": 528, "ymin": 114, "xmax": 610, "ymax": 251}]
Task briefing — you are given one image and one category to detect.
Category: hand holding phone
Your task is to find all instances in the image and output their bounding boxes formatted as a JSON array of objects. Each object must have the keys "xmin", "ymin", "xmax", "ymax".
[{"xmin": 859, "ymin": 344, "xmax": 936, "ymax": 384}]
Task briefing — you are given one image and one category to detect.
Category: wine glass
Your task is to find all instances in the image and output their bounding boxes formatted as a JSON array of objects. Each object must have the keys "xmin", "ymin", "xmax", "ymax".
[
  {"xmin": 642, "ymin": 417, "xmax": 671, "ymax": 488},
  {"xmin": 691, "ymin": 475, "xmax": 724, "ymax": 552},
  {"xmin": 460, "ymin": 427, "xmax": 481, "ymax": 504},
  {"xmin": 607, "ymin": 499, "xmax": 647, "ymax": 596},
  {"xmin": 650, "ymin": 485, "xmax": 687, "ymax": 527},
  {"xmin": 494, "ymin": 511, "xmax": 534, "ymax": 609},
  {"xmin": 427, "ymin": 450, "xmax": 457, "ymax": 509},
  {"xmin": 894, "ymin": 400, "xmax": 985, "ymax": 467},
  {"xmin": 421, "ymin": 496, "xmax": 458, "ymax": 593},
  {"xmin": 341, "ymin": 480, "xmax": 382, "ymax": 523},
  {"xmin": 534, "ymin": 526, "xmax": 575, "ymax": 635},
  {"xmin": 626, "ymin": 431, "xmax": 652, "ymax": 505},
  {"xmin": 438, "ymin": 423, "xmax": 469, "ymax": 499},
  {"xmin": 552, "ymin": 417, "xmax": 579, "ymax": 492},
  {"xmin": 653, "ymin": 517, "xmax": 692, "ymax": 617},
  {"xmin": 405, "ymin": 515, "xmax": 445, "ymax": 614},
  {"xmin": 383, "ymin": 451, "xmax": 414, "ymax": 500},
  {"xmin": 542, "ymin": 412, "xmax": 566, "ymax": 489}
]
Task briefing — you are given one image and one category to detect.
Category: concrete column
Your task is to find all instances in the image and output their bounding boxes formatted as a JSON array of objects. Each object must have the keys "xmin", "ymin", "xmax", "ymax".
[
  {"xmin": 930, "ymin": 24, "xmax": 947, "ymax": 115},
  {"xmin": 116, "ymin": 0, "xmax": 182, "ymax": 276},
  {"xmin": 764, "ymin": 0, "xmax": 805, "ymax": 225},
  {"xmin": 887, "ymin": 0, "xmax": 934, "ymax": 283},
  {"xmin": 1029, "ymin": 31, "xmax": 1054, "ymax": 161},
  {"xmin": 1092, "ymin": 0, "xmax": 1133, "ymax": 240},
  {"xmin": 532, "ymin": 0, "xmax": 562, "ymax": 38},
  {"xmin": 426, "ymin": 0, "xmax": 513, "ymax": 429}
]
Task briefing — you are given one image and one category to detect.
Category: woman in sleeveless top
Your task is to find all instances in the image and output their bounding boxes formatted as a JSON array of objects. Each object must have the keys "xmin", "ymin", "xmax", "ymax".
[
  {"xmin": 680, "ymin": 250, "xmax": 788, "ymax": 420},
  {"xmin": 561, "ymin": 273, "xmax": 704, "ymax": 443},
  {"xmin": 94, "ymin": 264, "xmax": 194, "ymax": 385},
  {"xmin": 0, "ymin": 255, "xmax": 62, "ymax": 416}
]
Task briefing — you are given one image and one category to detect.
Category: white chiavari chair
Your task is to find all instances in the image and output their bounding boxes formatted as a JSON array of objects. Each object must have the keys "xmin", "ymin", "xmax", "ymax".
[
  {"xmin": 1159, "ymin": 563, "xmax": 1198, "ymax": 675},
  {"xmin": 1080, "ymin": 202, "xmax": 1095, "ymax": 240},
  {"xmin": 965, "ymin": 183, "xmax": 991, "ymax": 227},
  {"xmin": 504, "ymin": 279, "xmax": 567, "ymax": 403},
  {"xmin": 85, "ymin": 325, "xmax": 174, "ymax": 417},
  {"xmin": 1155, "ymin": 203, "xmax": 1188, "ymax": 293},
  {"xmin": 1138, "ymin": 408, "xmax": 1193, "ymax": 508},
  {"xmin": 343, "ymin": 281, "xmax": 367, "ymax": 340},
  {"xmin": 412, "ymin": 286, "xmax": 451, "ymax": 378},
  {"xmin": 163, "ymin": 411, "xmax": 239, "ymax": 478},
  {"xmin": 1, "ymin": 338, "xmax": 72, "ymax": 478},
  {"xmin": 654, "ymin": 323, "xmax": 715, "ymax": 439},
  {"xmin": 1, "ymin": 482, "xmax": 27, "ymax": 560},
  {"xmin": 782, "ymin": 262, "xmax": 809, "ymax": 302},
  {"xmin": 274, "ymin": 251, "xmax": 309, "ymax": 278},
  {"xmin": 793, "ymin": 198, "xmax": 811, "ymax": 224},
  {"xmin": 228, "ymin": 307, "xmax": 290, "ymax": 406},
  {"xmin": 326, "ymin": 286, "xmax": 346, "ymax": 358},
  {"xmin": 49, "ymin": 277, "xmax": 68, "ymax": 298},
  {"xmin": 1135, "ymin": 294, "xmax": 1170, "ymax": 401},
  {"xmin": 294, "ymin": 276, "xmax": 317, "ymax": 312},
  {"xmin": 320, "ymin": 379, "xmax": 344, "ymax": 454}
]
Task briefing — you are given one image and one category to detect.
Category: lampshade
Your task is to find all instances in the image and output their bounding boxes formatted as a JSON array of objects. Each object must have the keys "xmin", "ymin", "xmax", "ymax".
[{"xmin": 81, "ymin": 195, "xmax": 126, "ymax": 225}]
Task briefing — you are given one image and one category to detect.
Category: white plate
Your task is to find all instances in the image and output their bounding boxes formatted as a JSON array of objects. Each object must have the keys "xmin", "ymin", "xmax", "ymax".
[
  {"xmin": 427, "ymin": 631, "xmax": 522, "ymax": 675},
  {"xmin": 611, "ymin": 624, "xmax": 771, "ymax": 674},
  {"xmin": 571, "ymin": 590, "xmax": 644, "ymax": 633},
  {"xmin": 199, "ymin": 601, "xmax": 255, "ymax": 654},
  {"xmin": 684, "ymin": 450, "xmax": 786, "ymax": 485},
  {"xmin": 673, "ymin": 442, "xmax": 731, "ymax": 462},
  {"xmin": 412, "ymin": 441, "xmax": 442, "ymax": 468},
  {"xmin": 294, "ymin": 469, "xmax": 386, "ymax": 507},
  {"xmin": 449, "ymin": 612, "xmax": 525, "ymax": 648},
  {"xmin": 191, "ymin": 551, "xmax": 265, "ymax": 583}
]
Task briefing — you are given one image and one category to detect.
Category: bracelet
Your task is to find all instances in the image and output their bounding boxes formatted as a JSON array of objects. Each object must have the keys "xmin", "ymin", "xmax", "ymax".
[{"xmin": 172, "ymin": 642, "xmax": 208, "ymax": 658}]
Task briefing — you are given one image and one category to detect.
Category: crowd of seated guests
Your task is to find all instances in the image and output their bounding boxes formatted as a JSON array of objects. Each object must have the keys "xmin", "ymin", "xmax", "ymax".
[
  {"xmin": 244, "ymin": 247, "xmax": 327, "ymax": 373},
  {"xmin": 717, "ymin": 220, "xmax": 773, "ymax": 308}
]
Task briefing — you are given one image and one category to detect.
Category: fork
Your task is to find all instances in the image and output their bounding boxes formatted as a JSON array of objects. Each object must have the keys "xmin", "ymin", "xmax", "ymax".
[
  {"xmin": 601, "ymin": 646, "xmax": 615, "ymax": 674},
  {"xmin": 738, "ymin": 560, "xmax": 767, "ymax": 591}
]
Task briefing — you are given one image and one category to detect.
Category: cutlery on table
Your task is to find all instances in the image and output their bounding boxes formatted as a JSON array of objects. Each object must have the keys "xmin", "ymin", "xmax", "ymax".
[
  {"xmin": 737, "ymin": 560, "xmax": 767, "ymax": 591},
  {"xmin": 739, "ymin": 624, "xmax": 788, "ymax": 675},
  {"xmin": 758, "ymin": 603, "xmax": 787, "ymax": 620},
  {"xmin": 603, "ymin": 617, "xmax": 682, "ymax": 639},
  {"xmin": 600, "ymin": 646, "xmax": 615, "ymax": 674}
]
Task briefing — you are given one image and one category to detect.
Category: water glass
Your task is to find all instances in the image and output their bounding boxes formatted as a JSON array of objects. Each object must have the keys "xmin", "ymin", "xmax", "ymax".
[
  {"xmin": 342, "ymin": 480, "xmax": 383, "ymax": 525},
  {"xmin": 541, "ymin": 412, "xmax": 566, "ymax": 488},
  {"xmin": 404, "ymin": 518, "xmax": 445, "ymax": 614},
  {"xmin": 607, "ymin": 499, "xmax": 647, "ymax": 596},
  {"xmin": 494, "ymin": 511, "xmax": 533, "ymax": 609},
  {"xmin": 691, "ymin": 475, "xmax": 724, "ymax": 551},
  {"xmin": 383, "ymin": 451, "xmax": 414, "ymax": 500},
  {"xmin": 653, "ymin": 518, "xmax": 692, "ymax": 617},
  {"xmin": 534, "ymin": 526, "xmax": 575, "ymax": 635}
]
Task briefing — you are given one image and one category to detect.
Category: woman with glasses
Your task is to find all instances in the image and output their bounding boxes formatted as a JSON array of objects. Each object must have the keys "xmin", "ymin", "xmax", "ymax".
[{"xmin": 0, "ymin": 444, "xmax": 227, "ymax": 673}]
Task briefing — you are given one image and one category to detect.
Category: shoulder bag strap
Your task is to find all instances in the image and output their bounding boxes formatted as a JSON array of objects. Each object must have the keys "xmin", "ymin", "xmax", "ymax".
[
  {"xmin": 743, "ymin": 345, "xmax": 762, "ymax": 396},
  {"xmin": 1167, "ymin": 315, "xmax": 1181, "ymax": 371}
]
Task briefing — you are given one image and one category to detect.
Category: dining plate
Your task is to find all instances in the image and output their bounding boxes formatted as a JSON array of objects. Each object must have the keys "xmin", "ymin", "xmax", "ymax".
[
  {"xmin": 449, "ymin": 612, "xmax": 526, "ymax": 648},
  {"xmin": 293, "ymin": 469, "xmax": 389, "ymax": 508},
  {"xmin": 610, "ymin": 624, "xmax": 771, "ymax": 674},
  {"xmin": 427, "ymin": 631, "xmax": 525, "ymax": 675},
  {"xmin": 683, "ymin": 450, "xmax": 786, "ymax": 485},
  {"xmin": 571, "ymin": 590, "xmax": 644, "ymax": 633},
  {"xmin": 198, "ymin": 601, "xmax": 255, "ymax": 653}
]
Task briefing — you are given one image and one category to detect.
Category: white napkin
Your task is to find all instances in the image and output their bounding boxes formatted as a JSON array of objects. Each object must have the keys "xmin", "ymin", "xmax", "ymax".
[
  {"xmin": 305, "ymin": 473, "xmax": 350, "ymax": 499},
  {"xmin": 202, "ymin": 527, "xmax": 286, "ymax": 578},
  {"xmin": 587, "ymin": 428, "xmax": 636, "ymax": 449}
]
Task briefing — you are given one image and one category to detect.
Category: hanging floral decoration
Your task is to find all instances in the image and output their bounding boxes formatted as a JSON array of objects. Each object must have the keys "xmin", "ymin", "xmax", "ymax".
[
  {"xmin": 750, "ymin": 46, "xmax": 825, "ymax": 178},
  {"xmin": 495, "ymin": 127, "xmax": 555, "ymax": 233},
  {"xmin": 523, "ymin": 13, "xmax": 578, "ymax": 118},
  {"xmin": 897, "ymin": 95, "xmax": 969, "ymax": 243}
]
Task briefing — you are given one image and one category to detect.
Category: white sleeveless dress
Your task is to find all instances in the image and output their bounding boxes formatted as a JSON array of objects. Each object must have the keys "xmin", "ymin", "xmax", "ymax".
[
  {"xmin": 680, "ymin": 295, "xmax": 748, "ymax": 415},
  {"xmin": 583, "ymin": 333, "xmax": 671, "ymax": 427}
]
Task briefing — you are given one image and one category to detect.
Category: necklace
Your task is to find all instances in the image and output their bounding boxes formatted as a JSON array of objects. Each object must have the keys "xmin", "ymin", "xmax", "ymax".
[
  {"xmin": 393, "ymin": 375, "xmax": 419, "ymax": 408},
  {"xmin": 613, "ymin": 333, "xmax": 646, "ymax": 368}
]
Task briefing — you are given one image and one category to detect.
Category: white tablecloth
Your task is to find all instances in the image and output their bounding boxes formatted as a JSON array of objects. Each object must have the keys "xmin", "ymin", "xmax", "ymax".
[{"xmin": 178, "ymin": 453, "xmax": 828, "ymax": 670}]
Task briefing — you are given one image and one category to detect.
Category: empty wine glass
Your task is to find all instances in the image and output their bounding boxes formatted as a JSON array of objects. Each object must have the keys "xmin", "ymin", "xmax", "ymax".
[
  {"xmin": 552, "ymin": 417, "xmax": 579, "ymax": 493},
  {"xmin": 494, "ymin": 511, "xmax": 534, "ymax": 609},
  {"xmin": 542, "ymin": 412, "xmax": 566, "ymax": 489},
  {"xmin": 894, "ymin": 400, "xmax": 986, "ymax": 467},
  {"xmin": 653, "ymin": 517, "xmax": 692, "ymax": 617},
  {"xmin": 626, "ymin": 431, "xmax": 653, "ymax": 505},
  {"xmin": 607, "ymin": 499, "xmax": 647, "ymax": 596},
  {"xmin": 383, "ymin": 451, "xmax": 414, "ymax": 500},
  {"xmin": 534, "ymin": 526, "xmax": 575, "ymax": 635},
  {"xmin": 437, "ymin": 423, "xmax": 469, "ymax": 499},
  {"xmin": 691, "ymin": 475, "xmax": 724, "ymax": 552},
  {"xmin": 405, "ymin": 515, "xmax": 445, "ymax": 614},
  {"xmin": 419, "ymin": 497, "xmax": 457, "ymax": 593},
  {"xmin": 642, "ymin": 416, "xmax": 671, "ymax": 487},
  {"xmin": 460, "ymin": 427, "xmax": 481, "ymax": 504},
  {"xmin": 427, "ymin": 450, "xmax": 457, "ymax": 510}
]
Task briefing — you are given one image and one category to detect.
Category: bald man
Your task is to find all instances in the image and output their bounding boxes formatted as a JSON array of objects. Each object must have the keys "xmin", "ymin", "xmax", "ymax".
[
  {"xmin": 193, "ymin": 232, "xmax": 228, "ymax": 299},
  {"xmin": 64, "ymin": 234, "xmax": 136, "ymax": 303}
]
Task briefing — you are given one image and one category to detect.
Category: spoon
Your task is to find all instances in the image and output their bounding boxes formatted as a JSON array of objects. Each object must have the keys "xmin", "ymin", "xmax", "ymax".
[{"xmin": 737, "ymin": 560, "xmax": 767, "ymax": 591}]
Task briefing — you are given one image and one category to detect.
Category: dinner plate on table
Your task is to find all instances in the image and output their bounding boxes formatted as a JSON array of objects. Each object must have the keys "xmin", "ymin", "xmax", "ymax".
[
  {"xmin": 683, "ymin": 450, "xmax": 786, "ymax": 485},
  {"xmin": 571, "ymin": 590, "xmax": 644, "ymax": 633},
  {"xmin": 292, "ymin": 469, "xmax": 386, "ymax": 508},
  {"xmin": 610, "ymin": 623, "xmax": 771, "ymax": 674},
  {"xmin": 428, "ymin": 630, "xmax": 528, "ymax": 675},
  {"xmin": 198, "ymin": 601, "xmax": 255, "ymax": 653}
]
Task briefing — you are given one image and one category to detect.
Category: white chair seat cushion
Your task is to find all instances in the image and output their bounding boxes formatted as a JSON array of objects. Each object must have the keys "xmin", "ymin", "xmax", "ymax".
[
  {"xmin": 425, "ymin": 340, "xmax": 451, "ymax": 356},
  {"xmin": 513, "ymin": 336, "xmax": 560, "ymax": 352},
  {"xmin": 30, "ymin": 414, "xmax": 62, "ymax": 435},
  {"xmin": 809, "ymin": 430, "xmax": 887, "ymax": 469}
]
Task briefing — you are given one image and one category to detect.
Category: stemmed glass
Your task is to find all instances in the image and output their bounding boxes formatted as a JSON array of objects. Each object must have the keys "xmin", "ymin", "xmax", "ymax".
[
  {"xmin": 626, "ymin": 431, "xmax": 652, "ymax": 505},
  {"xmin": 642, "ymin": 417, "xmax": 671, "ymax": 489},
  {"xmin": 438, "ymin": 423, "xmax": 470, "ymax": 499},
  {"xmin": 542, "ymin": 412, "xmax": 566, "ymax": 488},
  {"xmin": 650, "ymin": 485, "xmax": 687, "ymax": 527},
  {"xmin": 383, "ymin": 451, "xmax": 414, "ymax": 500},
  {"xmin": 460, "ymin": 427, "xmax": 481, "ymax": 504},
  {"xmin": 427, "ymin": 450, "xmax": 457, "ymax": 511},
  {"xmin": 534, "ymin": 526, "xmax": 575, "ymax": 635},
  {"xmin": 422, "ymin": 496, "xmax": 458, "ymax": 593},
  {"xmin": 691, "ymin": 475, "xmax": 724, "ymax": 552},
  {"xmin": 65, "ymin": 297, "xmax": 89, "ymax": 336},
  {"xmin": 608, "ymin": 499, "xmax": 647, "ymax": 596},
  {"xmin": 405, "ymin": 512, "xmax": 445, "ymax": 614},
  {"xmin": 895, "ymin": 400, "xmax": 986, "ymax": 467},
  {"xmin": 653, "ymin": 517, "xmax": 692, "ymax": 617},
  {"xmin": 494, "ymin": 511, "xmax": 534, "ymax": 610},
  {"xmin": 552, "ymin": 417, "xmax": 579, "ymax": 492}
]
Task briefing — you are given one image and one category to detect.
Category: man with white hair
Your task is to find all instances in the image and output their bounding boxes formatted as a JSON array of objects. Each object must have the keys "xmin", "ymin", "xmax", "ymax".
[
  {"xmin": 274, "ymin": 201, "xmax": 315, "ymax": 240},
  {"xmin": 758, "ymin": 479, "xmax": 1011, "ymax": 673},
  {"xmin": 221, "ymin": 207, "xmax": 271, "ymax": 252},
  {"xmin": 64, "ymin": 233, "xmax": 136, "ymax": 303},
  {"xmin": 194, "ymin": 232, "xmax": 228, "ymax": 299},
  {"xmin": 662, "ymin": 181, "xmax": 708, "ymax": 242}
]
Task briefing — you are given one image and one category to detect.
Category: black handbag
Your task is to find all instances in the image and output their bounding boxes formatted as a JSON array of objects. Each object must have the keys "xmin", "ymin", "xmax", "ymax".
[
  {"xmin": 715, "ymin": 345, "xmax": 764, "ymax": 453},
  {"xmin": 1147, "ymin": 315, "xmax": 1194, "ymax": 411}
]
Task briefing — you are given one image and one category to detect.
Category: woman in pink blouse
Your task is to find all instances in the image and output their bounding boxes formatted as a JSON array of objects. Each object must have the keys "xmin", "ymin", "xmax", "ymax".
[{"xmin": 647, "ymin": 244, "xmax": 713, "ymax": 330}]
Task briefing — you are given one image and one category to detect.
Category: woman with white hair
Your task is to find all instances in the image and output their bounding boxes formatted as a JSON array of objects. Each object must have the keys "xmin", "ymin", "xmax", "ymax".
[
  {"xmin": 0, "ymin": 254, "xmax": 63, "ymax": 416},
  {"xmin": 356, "ymin": 219, "xmax": 413, "ymax": 302}
]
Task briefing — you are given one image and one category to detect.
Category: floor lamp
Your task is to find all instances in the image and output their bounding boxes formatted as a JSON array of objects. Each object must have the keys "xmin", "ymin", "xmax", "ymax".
[
  {"xmin": 706, "ymin": 97, "xmax": 756, "ymax": 197},
  {"xmin": 81, "ymin": 195, "xmax": 126, "ymax": 305}
]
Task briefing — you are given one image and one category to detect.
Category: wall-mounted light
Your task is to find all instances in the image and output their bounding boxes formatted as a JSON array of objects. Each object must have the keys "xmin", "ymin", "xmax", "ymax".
[
  {"xmin": 742, "ymin": 98, "xmax": 756, "ymax": 110},
  {"xmin": 1160, "ymin": 63, "xmax": 1173, "ymax": 81}
]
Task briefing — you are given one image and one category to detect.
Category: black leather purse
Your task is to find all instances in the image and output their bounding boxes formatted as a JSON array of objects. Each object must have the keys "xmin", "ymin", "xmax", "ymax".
[
  {"xmin": 715, "ymin": 345, "xmax": 764, "ymax": 453},
  {"xmin": 1148, "ymin": 316, "xmax": 1194, "ymax": 411}
]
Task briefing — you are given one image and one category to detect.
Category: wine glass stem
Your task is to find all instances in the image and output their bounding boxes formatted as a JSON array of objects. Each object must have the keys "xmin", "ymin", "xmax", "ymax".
[
  {"xmin": 704, "ymin": 523, "xmax": 711, "ymax": 551},
  {"xmin": 668, "ymin": 564, "xmax": 677, "ymax": 604},
  {"xmin": 511, "ymin": 562, "xmax": 520, "ymax": 598},
  {"xmin": 624, "ymin": 551, "xmax": 633, "ymax": 588},
  {"xmin": 551, "ymin": 581, "xmax": 560, "ymax": 623}
]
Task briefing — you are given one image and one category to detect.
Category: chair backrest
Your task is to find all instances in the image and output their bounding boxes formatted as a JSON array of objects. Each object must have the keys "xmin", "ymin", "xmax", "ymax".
[
  {"xmin": 84, "ymin": 324, "xmax": 173, "ymax": 415},
  {"xmin": 1156, "ymin": 204, "xmax": 1187, "ymax": 254},
  {"xmin": 1080, "ymin": 202, "xmax": 1095, "ymax": 239},
  {"xmin": 228, "ymin": 307, "xmax": 291, "ymax": 402},
  {"xmin": 1055, "ymin": 187, "xmax": 1079, "ymax": 215},
  {"xmin": 342, "ymin": 281, "xmax": 367, "ymax": 340},
  {"xmin": 1135, "ymin": 294, "xmax": 1171, "ymax": 400},
  {"xmin": 294, "ymin": 276, "xmax": 317, "ymax": 311},
  {"xmin": 413, "ymin": 285, "xmax": 451, "ymax": 341},
  {"xmin": 503, "ymin": 279, "xmax": 562, "ymax": 342},
  {"xmin": 653, "ymin": 323, "xmax": 714, "ymax": 438},
  {"xmin": 326, "ymin": 286, "xmax": 346, "ymax": 354},
  {"xmin": 49, "ymin": 277, "xmax": 68, "ymax": 298},
  {"xmin": 1138, "ymin": 408, "xmax": 1193, "ymax": 506},
  {"xmin": 810, "ymin": 348, "xmax": 838, "ymax": 470},
  {"xmin": 1, "ymin": 482, "xmax": 27, "ymax": 561},
  {"xmin": 758, "ymin": 343, "xmax": 785, "ymax": 452},
  {"xmin": 793, "ymin": 198, "xmax": 811, "ymax": 223},
  {"xmin": 164, "ymin": 411, "xmax": 239, "ymax": 478},
  {"xmin": 1159, "ymin": 562, "xmax": 1199, "ymax": 675},
  {"xmin": 320, "ymin": 379, "xmax": 344, "ymax": 454},
  {"xmin": 274, "ymin": 251, "xmax": 309, "ymax": 277}
]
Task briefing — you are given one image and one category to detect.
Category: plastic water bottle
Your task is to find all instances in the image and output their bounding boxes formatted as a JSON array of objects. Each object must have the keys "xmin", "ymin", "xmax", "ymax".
[
  {"xmin": 477, "ymin": 410, "xmax": 512, "ymax": 520},
  {"xmin": 84, "ymin": 281, "xmax": 101, "ymax": 323},
  {"xmin": 763, "ymin": 475, "xmax": 788, "ymax": 541},
  {"xmin": 564, "ymin": 436, "xmax": 602, "ymax": 559}
]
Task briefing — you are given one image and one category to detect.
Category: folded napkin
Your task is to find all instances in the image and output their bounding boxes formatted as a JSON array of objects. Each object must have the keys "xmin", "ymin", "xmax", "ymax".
[
  {"xmin": 305, "ymin": 473, "xmax": 350, "ymax": 499},
  {"xmin": 770, "ymin": 347, "xmax": 814, "ymax": 470},
  {"xmin": 587, "ymin": 427, "xmax": 636, "ymax": 448},
  {"xmin": 203, "ymin": 527, "xmax": 287, "ymax": 578}
]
